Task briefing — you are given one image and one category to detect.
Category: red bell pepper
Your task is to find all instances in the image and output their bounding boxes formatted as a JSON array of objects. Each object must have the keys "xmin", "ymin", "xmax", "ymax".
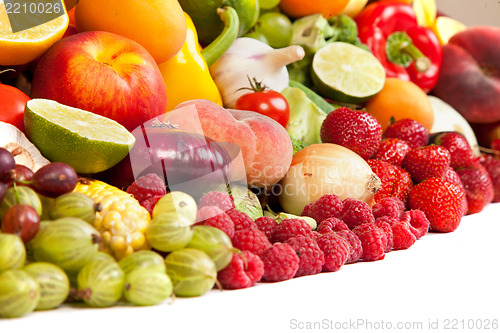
[{"xmin": 355, "ymin": 1, "xmax": 442, "ymax": 93}]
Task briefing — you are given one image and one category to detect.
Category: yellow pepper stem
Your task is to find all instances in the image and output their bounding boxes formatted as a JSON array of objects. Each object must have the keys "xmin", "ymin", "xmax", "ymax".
[{"xmin": 201, "ymin": 6, "xmax": 239, "ymax": 67}]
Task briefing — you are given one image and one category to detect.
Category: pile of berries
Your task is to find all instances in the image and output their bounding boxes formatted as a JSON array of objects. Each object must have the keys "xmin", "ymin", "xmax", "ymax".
[
  {"xmin": 175, "ymin": 189, "xmax": 432, "ymax": 289},
  {"xmin": 321, "ymin": 107, "xmax": 500, "ymax": 233}
]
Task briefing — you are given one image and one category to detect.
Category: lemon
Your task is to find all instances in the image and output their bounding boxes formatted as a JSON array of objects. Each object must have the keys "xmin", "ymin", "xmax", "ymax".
[
  {"xmin": 24, "ymin": 99, "xmax": 135, "ymax": 174},
  {"xmin": 178, "ymin": 0, "xmax": 259, "ymax": 46},
  {"xmin": 431, "ymin": 16, "xmax": 467, "ymax": 45},
  {"xmin": 311, "ymin": 42, "xmax": 386, "ymax": 104},
  {"xmin": 0, "ymin": 1, "xmax": 68, "ymax": 66}
]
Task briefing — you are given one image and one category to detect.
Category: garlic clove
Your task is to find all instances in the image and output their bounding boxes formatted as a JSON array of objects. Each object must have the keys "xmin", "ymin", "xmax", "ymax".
[{"xmin": 0, "ymin": 121, "xmax": 50, "ymax": 172}]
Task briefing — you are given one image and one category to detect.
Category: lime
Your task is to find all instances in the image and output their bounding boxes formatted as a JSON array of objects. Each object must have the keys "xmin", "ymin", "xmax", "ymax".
[
  {"xmin": 311, "ymin": 42, "xmax": 386, "ymax": 104},
  {"xmin": 24, "ymin": 99, "xmax": 135, "ymax": 174},
  {"xmin": 178, "ymin": 0, "xmax": 259, "ymax": 46}
]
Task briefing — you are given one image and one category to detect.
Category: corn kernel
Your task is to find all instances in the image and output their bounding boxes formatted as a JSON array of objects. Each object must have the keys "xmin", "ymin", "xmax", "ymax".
[
  {"xmin": 102, "ymin": 231, "xmax": 112, "ymax": 243},
  {"xmin": 130, "ymin": 232, "xmax": 146, "ymax": 249},
  {"xmin": 110, "ymin": 235, "xmax": 127, "ymax": 252}
]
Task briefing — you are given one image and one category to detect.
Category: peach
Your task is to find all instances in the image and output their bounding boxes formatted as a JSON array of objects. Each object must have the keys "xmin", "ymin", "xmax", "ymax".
[
  {"xmin": 164, "ymin": 99, "xmax": 293, "ymax": 188},
  {"xmin": 432, "ymin": 26, "xmax": 500, "ymax": 124}
]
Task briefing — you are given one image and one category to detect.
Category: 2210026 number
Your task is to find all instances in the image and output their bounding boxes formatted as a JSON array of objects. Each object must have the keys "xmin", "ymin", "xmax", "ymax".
[
  {"xmin": 443, "ymin": 319, "xmax": 498, "ymax": 330},
  {"xmin": 5, "ymin": 2, "xmax": 62, "ymax": 14}
]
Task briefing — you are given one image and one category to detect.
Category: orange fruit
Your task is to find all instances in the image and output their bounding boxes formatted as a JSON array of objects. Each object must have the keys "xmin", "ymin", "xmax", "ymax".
[
  {"xmin": 365, "ymin": 78, "xmax": 434, "ymax": 132},
  {"xmin": 75, "ymin": 0, "xmax": 186, "ymax": 64},
  {"xmin": 279, "ymin": 0, "xmax": 350, "ymax": 18},
  {"xmin": 0, "ymin": 2, "xmax": 68, "ymax": 66}
]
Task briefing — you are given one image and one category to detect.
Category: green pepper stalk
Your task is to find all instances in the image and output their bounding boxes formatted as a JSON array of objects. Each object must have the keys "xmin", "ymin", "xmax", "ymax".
[
  {"xmin": 385, "ymin": 31, "xmax": 431, "ymax": 72},
  {"xmin": 201, "ymin": 7, "xmax": 239, "ymax": 67}
]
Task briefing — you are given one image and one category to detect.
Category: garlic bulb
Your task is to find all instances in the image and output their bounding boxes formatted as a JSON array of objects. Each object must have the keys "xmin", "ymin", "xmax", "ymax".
[
  {"xmin": 0, "ymin": 121, "xmax": 50, "ymax": 172},
  {"xmin": 209, "ymin": 37, "xmax": 305, "ymax": 108},
  {"xmin": 279, "ymin": 143, "xmax": 381, "ymax": 215}
]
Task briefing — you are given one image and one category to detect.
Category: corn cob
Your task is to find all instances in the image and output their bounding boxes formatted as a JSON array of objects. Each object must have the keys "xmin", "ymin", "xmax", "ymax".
[{"xmin": 74, "ymin": 179, "xmax": 151, "ymax": 260}]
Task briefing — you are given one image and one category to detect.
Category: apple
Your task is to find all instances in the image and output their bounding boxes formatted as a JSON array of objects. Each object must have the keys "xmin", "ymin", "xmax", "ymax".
[
  {"xmin": 30, "ymin": 31, "xmax": 167, "ymax": 131},
  {"xmin": 431, "ymin": 26, "xmax": 500, "ymax": 124},
  {"xmin": 164, "ymin": 99, "xmax": 293, "ymax": 189}
]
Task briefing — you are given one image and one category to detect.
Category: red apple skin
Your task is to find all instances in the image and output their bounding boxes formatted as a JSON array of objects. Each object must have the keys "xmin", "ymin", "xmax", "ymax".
[
  {"xmin": 31, "ymin": 31, "xmax": 167, "ymax": 131},
  {"xmin": 432, "ymin": 26, "xmax": 500, "ymax": 124}
]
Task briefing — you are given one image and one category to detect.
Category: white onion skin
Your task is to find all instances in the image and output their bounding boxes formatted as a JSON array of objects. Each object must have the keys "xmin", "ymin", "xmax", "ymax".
[{"xmin": 278, "ymin": 143, "xmax": 381, "ymax": 215}]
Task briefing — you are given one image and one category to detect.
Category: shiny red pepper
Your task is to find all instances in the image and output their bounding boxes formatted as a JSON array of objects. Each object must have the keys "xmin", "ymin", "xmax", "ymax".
[{"xmin": 355, "ymin": 1, "xmax": 442, "ymax": 93}]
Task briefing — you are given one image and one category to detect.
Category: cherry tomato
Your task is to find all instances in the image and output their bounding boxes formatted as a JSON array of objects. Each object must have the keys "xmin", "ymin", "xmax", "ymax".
[
  {"xmin": 234, "ymin": 89, "xmax": 290, "ymax": 128},
  {"xmin": 0, "ymin": 84, "xmax": 30, "ymax": 132}
]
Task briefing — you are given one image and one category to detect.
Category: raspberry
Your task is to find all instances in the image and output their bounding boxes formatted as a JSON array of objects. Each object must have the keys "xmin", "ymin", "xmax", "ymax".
[
  {"xmin": 285, "ymin": 235, "xmax": 325, "ymax": 277},
  {"xmin": 254, "ymin": 216, "xmax": 278, "ymax": 240},
  {"xmin": 316, "ymin": 232, "xmax": 350, "ymax": 272},
  {"xmin": 304, "ymin": 194, "xmax": 343, "ymax": 223},
  {"xmin": 311, "ymin": 231, "xmax": 323, "ymax": 241},
  {"xmin": 317, "ymin": 217, "xmax": 349, "ymax": 234},
  {"xmin": 400, "ymin": 210, "xmax": 430, "ymax": 239},
  {"xmin": 372, "ymin": 197, "xmax": 405, "ymax": 219},
  {"xmin": 260, "ymin": 243, "xmax": 299, "ymax": 282},
  {"xmin": 270, "ymin": 218, "xmax": 314, "ymax": 243},
  {"xmin": 301, "ymin": 203, "xmax": 312, "ymax": 216},
  {"xmin": 196, "ymin": 206, "xmax": 235, "ymax": 238},
  {"xmin": 217, "ymin": 251, "xmax": 264, "ymax": 289},
  {"xmin": 199, "ymin": 191, "xmax": 235, "ymax": 212},
  {"xmin": 374, "ymin": 217, "xmax": 395, "ymax": 252},
  {"xmin": 227, "ymin": 209, "xmax": 256, "ymax": 231},
  {"xmin": 231, "ymin": 228, "xmax": 271, "ymax": 256},
  {"xmin": 391, "ymin": 221, "xmax": 416, "ymax": 250},
  {"xmin": 352, "ymin": 224, "xmax": 387, "ymax": 261},
  {"xmin": 126, "ymin": 173, "xmax": 166, "ymax": 203},
  {"xmin": 340, "ymin": 198, "xmax": 375, "ymax": 229},
  {"xmin": 140, "ymin": 195, "xmax": 163, "ymax": 217},
  {"xmin": 335, "ymin": 230, "xmax": 363, "ymax": 264}
]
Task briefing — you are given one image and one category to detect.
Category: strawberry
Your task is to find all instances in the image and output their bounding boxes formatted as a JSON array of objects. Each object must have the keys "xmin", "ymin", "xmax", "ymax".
[
  {"xmin": 432, "ymin": 132, "xmax": 480, "ymax": 169},
  {"xmin": 367, "ymin": 159, "xmax": 413, "ymax": 204},
  {"xmin": 320, "ymin": 107, "xmax": 382, "ymax": 159},
  {"xmin": 480, "ymin": 154, "xmax": 500, "ymax": 202},
  {"xmin": 401, "ymin": 145, "xmax": 451, "ymax": 183},
  {"xmin": 442, "ymin": 166, "xmax": 464, "ymax": 191},
  {"xmin": 373, "ymin": 138, "xmax": 412, "ymax": 166},
  {"xmin": 383, "ymin": 118, "xmax": 429, "ymax": 149},
  {"xmin": 456, "ymin": 165, "xmax": 494, "ymax": 214},
  {"xmin": 408, "ymin": 177, "xmax": 467, "ymax": 233}
]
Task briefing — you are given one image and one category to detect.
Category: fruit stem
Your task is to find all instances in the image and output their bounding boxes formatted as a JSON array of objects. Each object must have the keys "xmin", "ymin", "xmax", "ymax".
[
  {"xmin": 386, "ymin": 31, "xmax": 430, "ymax": 72},
  {"xmin": 12, "ymin": 182, "xmax": 22, "ymax": 204},
  {"xmin": 201, "ymin": 6, "xmax": 239, "ymax": 67}
]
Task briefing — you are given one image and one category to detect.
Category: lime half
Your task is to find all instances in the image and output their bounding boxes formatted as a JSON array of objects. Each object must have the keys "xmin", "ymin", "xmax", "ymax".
[
  {"xmin": 311, "ymin": 42, "xmax": 386, "ymax": 104},
  {"xmin": 24, "ymin": 99, "xmax": 135, "ymax": 174}
]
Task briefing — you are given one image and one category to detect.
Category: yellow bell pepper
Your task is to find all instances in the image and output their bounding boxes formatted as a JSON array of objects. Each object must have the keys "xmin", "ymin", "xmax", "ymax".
[{"xmin": 159, "ymin": 12, "xmax": 223, "ymax": 112}]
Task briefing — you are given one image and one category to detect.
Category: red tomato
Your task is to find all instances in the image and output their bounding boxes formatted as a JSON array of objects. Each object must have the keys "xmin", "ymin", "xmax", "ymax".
[
  {"xmin": 234, "ymin": 90, "xmax": 290, "ymax": 128},
  {"xmin": 0, "ymin": 84, "xmax": 30, "ymax": 132}
]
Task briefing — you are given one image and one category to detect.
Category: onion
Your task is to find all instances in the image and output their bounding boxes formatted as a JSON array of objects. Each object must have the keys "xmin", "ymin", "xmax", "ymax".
[
  {"xmin": 101, "ymin": 120, "xmax": 234, "ymax": 198},
  {"xmin": 278, "ymin": 143, "xmax": 381, "ymax": 215}
]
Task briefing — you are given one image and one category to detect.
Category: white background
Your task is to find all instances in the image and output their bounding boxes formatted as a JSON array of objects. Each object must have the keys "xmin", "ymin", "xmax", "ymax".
[{"xmin": 1, "ymin": 203, "xmax": 499, "ymax": 333}]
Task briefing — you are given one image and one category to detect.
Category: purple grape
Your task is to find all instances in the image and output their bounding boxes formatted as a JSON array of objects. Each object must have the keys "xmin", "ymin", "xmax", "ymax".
[
  {"xmin": 31, "ymin": 162, "xmax": 78, "ymax": 197},
  {"xmin": 0, "ymin": 148, "xmax": 15, "ymax": 182},
  {"xmin": 0, "ymin": 182, "xmax": 6, "ymax": 202}
]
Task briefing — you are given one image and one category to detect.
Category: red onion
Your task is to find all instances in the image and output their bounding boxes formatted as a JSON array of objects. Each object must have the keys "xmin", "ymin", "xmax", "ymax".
[{"xmin": 99, "ymin": 121, "xmax": 236, "ymax": 197}]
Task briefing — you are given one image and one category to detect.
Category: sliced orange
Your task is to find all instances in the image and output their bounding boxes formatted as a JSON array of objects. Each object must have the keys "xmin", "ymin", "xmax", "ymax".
[{"xmin": 0, "ymin": 2, "xmax": 68, "ymax": 66}]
